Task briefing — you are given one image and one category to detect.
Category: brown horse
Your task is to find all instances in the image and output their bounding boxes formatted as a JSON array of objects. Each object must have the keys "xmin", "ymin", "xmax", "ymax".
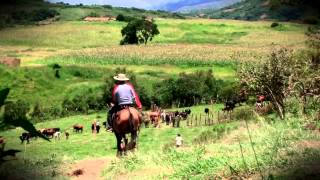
[{"xmin": 113, "ymin": 107, "xmax": 141, "ymax": 156}]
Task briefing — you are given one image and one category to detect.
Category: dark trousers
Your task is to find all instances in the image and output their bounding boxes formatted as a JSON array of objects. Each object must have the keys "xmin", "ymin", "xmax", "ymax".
[{"xmin": 107, "ymin": 105, "xmax": 118, "ymax": 127}]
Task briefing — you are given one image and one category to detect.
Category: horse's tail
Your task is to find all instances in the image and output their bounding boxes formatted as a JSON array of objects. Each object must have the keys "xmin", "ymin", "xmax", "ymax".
[{"xmin": 128, "ymin": 108, "xmax": 135, "ymax": 132}]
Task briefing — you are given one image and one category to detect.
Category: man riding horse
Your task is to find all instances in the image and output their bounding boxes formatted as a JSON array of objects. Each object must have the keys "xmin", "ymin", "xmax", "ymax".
[{"xmin": 107, "ymin": 73, "xmax": 142, "ymax": 132}]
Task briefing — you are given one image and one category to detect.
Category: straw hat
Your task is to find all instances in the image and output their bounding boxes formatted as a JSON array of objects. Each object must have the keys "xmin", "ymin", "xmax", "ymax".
[{"xmin": 113, "ymin": 73, "xmax": 129, "ymax": 81}]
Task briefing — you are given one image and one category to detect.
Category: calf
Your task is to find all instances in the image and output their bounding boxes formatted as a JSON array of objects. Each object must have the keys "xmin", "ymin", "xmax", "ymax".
[
  {"xmin": 53, "ymin": 131, "xmax": 61, "ymax": 140},
  {"xmin": 65, "ymin": 132, "xmax": 70, "ymax": 140}
]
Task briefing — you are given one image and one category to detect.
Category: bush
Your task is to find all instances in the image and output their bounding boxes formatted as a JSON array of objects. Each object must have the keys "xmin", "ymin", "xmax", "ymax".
[
  {"xmin": 102, "ymin": 5, "xmax": 112, "ymax": 9},
  {"xmin": 302, "ymin": 17, "xmax": 319, "ymax": 25},
  {"xmin": 87, "ymin": 12, "xmax": 99, "ymax": 17},
  {"xmin": 286, "ymin": 98, "xmax": 300, "ymax": 115},
  {"xmin": 31, "ymin": 103, "xmax": 62, "ymax": 122},
  {"xmin": 31, "ymin": 9, "xmax": 59, "ymax": 21},
  {"xmin": 271, "ymin": 22, "xmax": 280, "ymax": 28},
  {"xmin": 154, "ymin": 70, "xmax": 224, "ymax": 107},
  {"xmin": 62, "ymin": 85, "xmax": 105, "ymax": 115},
  {"xmin": 116, "ymin": 14, "xmax": 125, "ymax": 21},
  {"xmin": 234, "ymin": 106, "xmax": 254, "ymax": 121},
  {"xmin": 9, "ymin": 9, "xmax": 59, "ymax": 24},
  {"xmin": 4, "ymin": 100, "xmax": 30, "ymax": 123}
]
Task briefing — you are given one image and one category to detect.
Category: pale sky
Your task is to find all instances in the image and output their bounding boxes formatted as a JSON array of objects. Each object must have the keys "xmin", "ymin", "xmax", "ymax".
[{"xmin": 48, "ymin": 0, "xmax": 182, "ymax": 9}]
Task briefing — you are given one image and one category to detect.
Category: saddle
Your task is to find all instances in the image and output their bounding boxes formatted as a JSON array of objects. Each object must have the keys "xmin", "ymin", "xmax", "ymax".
[{"xmin": 112, "ymin": 105, "xmax": 133, "ymax": 121}]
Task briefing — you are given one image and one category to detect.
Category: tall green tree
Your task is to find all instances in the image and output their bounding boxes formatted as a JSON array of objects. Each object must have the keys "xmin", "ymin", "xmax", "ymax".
[{"xmin": 120, "ymin": 18, "xmax": 160, "ymax": 45}]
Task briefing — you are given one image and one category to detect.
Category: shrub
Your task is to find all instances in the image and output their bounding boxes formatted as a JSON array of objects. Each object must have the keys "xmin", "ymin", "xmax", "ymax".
[
  {"xmin": 9, "ymin": 9, "xmax": 59, "ymax": 24},
  {"xmin": 102, "ymin": 5, "xmax": 112, "ymax": 9},
  {"xmin": 62, "ymin": 85, "xmax": 105, "ymax": 115},
  {"xmin": 4, "ymin": 100, "xmax": 30, "ymax": 123},
  {"xmin": 302, "ymin": 16, "xmax": 319, "ymax": 25},
  {"xmin": 271, "ymin": 22, "xmax": 280, "ymax": 28},
  {"xmin": 31, "ymin": 102, "xmax": 45, "ymax": 120},
  {"xmin": 116, "ymin": 14, "xmax": 125, "ymax": 21},
  {"xmin": 234, "ymin": 106, "xmax": 254, "ymax": 121},
  {"xmin": 87, "ymin": 12, "xmax": 99, "ymax": 17},
  {"xmin": 31, "ymin": 9, "xmax": 59, "ymax": 21},
  {"xmin": 154, "ymin": 70, "xmax": 223, "ymax": 107}
]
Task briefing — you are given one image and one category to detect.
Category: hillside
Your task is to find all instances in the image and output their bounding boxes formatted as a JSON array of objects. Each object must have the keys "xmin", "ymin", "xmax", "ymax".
[
  {"xmin": 189, "ymin": 0, "xmax": 320, "ymax": 23},
  {"xmin": 156, "ymin": 0, "xmax": 241, "ymax": 13},
  {"xmin": 0, "ymin": 0, "xmax": 184, "ymax": 26},
  {"xmin": 0, "ymin": 18, "xmax": 307, "ymax": 122}
]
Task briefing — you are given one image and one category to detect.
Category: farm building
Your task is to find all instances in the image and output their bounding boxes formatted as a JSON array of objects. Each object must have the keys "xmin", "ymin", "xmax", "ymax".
[
  {"xmin": 0, "ymin": 57, "xmax": 21, "ymax": 67},
  {"xmin": 83, "ymin": 16, "xmax": 116, "ymax": 22}
]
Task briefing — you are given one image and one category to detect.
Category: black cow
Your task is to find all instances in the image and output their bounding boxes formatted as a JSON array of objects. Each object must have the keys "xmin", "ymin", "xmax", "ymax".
[
  {"xmin": 180, "ymin": 112, "xmax": 188, "ymax": 120},
  {"xmin": 19, "ymin": 132, "xmax": 37, "ymax": 144},
  {"xmin": 185, "ymin": 109, "xmax": 191, "ymax": 115},
  {"xmin": 165, "ymin": 114, "xmax": 171, "ymax": 125},
  {"xmin": 102, "ymin": 121, "xmax": 107, "ymax": 128},
  {"xmin": 223, "ymin": 100, "xmax": 236, "ymax": 113},
  {"xmin": 204, "ymin": 108, "xmax": 209, "ymax": 114}
]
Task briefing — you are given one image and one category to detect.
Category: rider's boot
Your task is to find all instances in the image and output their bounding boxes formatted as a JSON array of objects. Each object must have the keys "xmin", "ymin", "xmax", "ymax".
[{"xmin": 107, "ymin": 113, "xmax": 113, "ymax": 132}]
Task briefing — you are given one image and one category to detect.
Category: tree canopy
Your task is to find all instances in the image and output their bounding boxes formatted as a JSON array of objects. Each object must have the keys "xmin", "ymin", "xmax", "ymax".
[{"xmin": 120, "ymin": 18, "xmax": 160, "ymax": 45}]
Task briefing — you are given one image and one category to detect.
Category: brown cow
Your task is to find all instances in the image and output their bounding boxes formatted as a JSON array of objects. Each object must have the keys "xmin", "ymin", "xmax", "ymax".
[
  {"xmin": 42, "ymin": 128, "xmax": 60, "ymax": 138},
  {"xmin": 73, "ymin": 124, "xmax": 84, "ymax": 133},
  {"xmin": 149, "ymin": 111, "xmax": 160, "ymax": 128}
]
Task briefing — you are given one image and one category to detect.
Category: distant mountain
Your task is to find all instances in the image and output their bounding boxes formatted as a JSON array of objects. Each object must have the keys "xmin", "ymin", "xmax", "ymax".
[
  {"xmin": 156, "ymin": 0, "xmax": 241, "ymax": 13},
  {"xmin": 190, "ymin": 0, "xmax": 320, "ymax": 23}
]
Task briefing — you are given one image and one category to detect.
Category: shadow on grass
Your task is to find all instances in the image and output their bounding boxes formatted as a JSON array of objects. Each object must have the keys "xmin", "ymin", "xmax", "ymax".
[{"xmin": 0, "ymin": 155, "xmax": 63, "ymax": 180}]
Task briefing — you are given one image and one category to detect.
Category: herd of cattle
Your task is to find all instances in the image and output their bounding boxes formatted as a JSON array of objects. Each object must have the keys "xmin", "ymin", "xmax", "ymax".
[
  {"xmin": 19, "ymin": 94, "xmax": 270, "ymax": 143},
  {"xmin": 19, "ymin": 124, "xmax": 84, "ymax": 144}
]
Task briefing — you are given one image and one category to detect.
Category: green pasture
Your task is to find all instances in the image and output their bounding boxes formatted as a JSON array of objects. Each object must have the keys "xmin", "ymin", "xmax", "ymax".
[
  {"xmin": 1, "ymin": 106, "xmax": 319, "ymax": 179},
  {"xmin": 0, "ymin": 19, "xmax": 307, "ymax": 49}
]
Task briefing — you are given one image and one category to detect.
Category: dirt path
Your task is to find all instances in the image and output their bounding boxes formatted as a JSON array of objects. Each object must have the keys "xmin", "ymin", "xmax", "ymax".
[{"xmin": 69, "ymin": 157, "xmax": 114, "ymax": 180}]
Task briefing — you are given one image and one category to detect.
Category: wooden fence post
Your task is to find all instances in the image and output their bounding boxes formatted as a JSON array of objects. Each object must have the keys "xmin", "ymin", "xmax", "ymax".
[{"xmin": 196, "ymin": 115, "xmax": 198, "ymax": 126}]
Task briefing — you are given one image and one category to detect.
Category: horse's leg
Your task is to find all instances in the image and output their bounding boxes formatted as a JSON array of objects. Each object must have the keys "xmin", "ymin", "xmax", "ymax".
[
  {"xmin": 130, "ymin": 130, "xmax": 138, "ymax": 150},
  {"xmin": 124, "ymin": 135, "xmax": 128, "ymax": 155},
  {"xmin": 115, "ymin": 132, "xmax": 122, "ymax": 156}
]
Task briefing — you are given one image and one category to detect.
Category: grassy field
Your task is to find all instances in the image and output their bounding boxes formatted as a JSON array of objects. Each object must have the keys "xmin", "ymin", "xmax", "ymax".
[
  {"xmin": 1, "ymin": 105, "xmax": 319, "ymax": 179},
  {"xmin": 0, "ymin": 15, "xmax": 316, "ymax": 179},
  {"xmin": 0, "ymin": 19, "xmax": 307, "ymax": 63}
]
